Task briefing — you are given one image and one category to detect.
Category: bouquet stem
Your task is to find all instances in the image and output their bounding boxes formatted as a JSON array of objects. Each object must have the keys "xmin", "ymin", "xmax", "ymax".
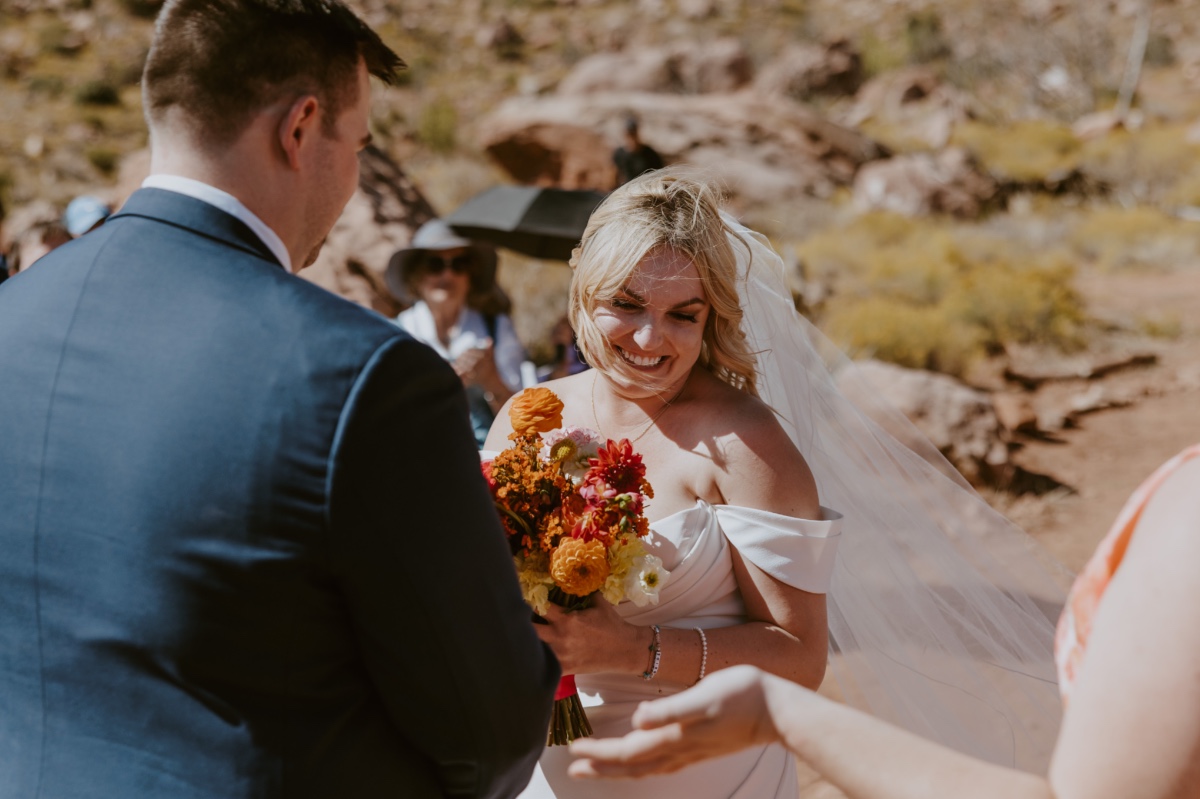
[{"xmin": 547, "ymin": 674, "xmax": 592, "ymax": 746}]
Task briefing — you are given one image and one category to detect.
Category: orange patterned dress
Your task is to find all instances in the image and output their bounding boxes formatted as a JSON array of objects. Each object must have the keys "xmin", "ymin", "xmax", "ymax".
[{"xmin": 1055, "ymin": 443, "xmax": 1200, "ymax": 704}]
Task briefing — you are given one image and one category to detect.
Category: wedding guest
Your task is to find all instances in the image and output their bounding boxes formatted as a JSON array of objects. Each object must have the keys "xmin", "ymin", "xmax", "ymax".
[
  {"xmin": 570, "ymin": 444, "xmax": 1200, "ymax": 799},
  {"xmin": 0, "ymin": 2, "xmax": 557, "ymax": 797},
  {"xmin": 62, "ymin": 194, "xmax": 113, "ymax": 237},
  {"xmin": 612, "ymin": 115, "xmax": 664, "ymax": 186},
  {"xmin": 5, "ymin": 218, "xmax": 71, "ymax": 274},
  {"xmin": 387, "ymin": 218, "xmax": 528, "ymax": 447},
  {"xmin": 537, "ymin": 315, "xmax": 589, "ymax": 382},
  {"xmin": 484, "ymin": 169, "xmax": 1061, "ymax": 798}
]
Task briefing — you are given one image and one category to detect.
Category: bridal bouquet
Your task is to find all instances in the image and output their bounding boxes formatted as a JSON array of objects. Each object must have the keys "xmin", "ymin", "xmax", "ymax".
[{"xmin": 482, "ymin": 387, "xmax": 668, "ymax": 745}]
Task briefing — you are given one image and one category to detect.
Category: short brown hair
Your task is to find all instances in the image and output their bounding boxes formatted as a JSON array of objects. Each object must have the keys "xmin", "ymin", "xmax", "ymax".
[{"xmin": 143, "ymin": 0, "xmax": 403, "ymax": 146}]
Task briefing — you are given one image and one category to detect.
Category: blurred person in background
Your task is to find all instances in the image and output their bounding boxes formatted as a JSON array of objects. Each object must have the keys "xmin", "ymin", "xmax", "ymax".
[
  {"xmin": 612, "ymin": 115, "xmax": 664, "ymax": 187},
  {"xmin": 62, "ymin": 194, "xmax": 113, "ymax": 238},
  {"xmin": 387, "ymin": 218, "xmax": 529, "ymax": 447},
  {"xmin": 5, "ymin": 218, "xmax": 71, "ymax": 275},
  {"xmin": 537, "ymin": 315, "xmax": 589, "ymax": 382}
]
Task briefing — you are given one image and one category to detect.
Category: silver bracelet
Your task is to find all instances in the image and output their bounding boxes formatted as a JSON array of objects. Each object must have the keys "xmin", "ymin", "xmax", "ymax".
[
  {"xmin": 641, "ymin": 624, "xmax": 662, "ymax": 681},
  {"xmin": 694, "ymin": 627, "xmax": 708, "ymax": 684}
]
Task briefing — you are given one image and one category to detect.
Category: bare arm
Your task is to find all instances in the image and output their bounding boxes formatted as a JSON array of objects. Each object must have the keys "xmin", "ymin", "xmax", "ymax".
[{"xmin": 571, "ymin": 456, "xmax": 1200, "ymax": 799}]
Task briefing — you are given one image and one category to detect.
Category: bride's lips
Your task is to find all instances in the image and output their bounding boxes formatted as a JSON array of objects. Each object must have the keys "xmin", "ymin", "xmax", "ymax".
[{"xmin": 617, "ymin": 347, "xmax": 666, "ymax": 369}]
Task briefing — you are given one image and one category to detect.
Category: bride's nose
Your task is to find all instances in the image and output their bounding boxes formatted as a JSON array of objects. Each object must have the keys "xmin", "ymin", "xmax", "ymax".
[{"xmin": 632, "ymin": 320, "xmax": 663, "ymax": 351}]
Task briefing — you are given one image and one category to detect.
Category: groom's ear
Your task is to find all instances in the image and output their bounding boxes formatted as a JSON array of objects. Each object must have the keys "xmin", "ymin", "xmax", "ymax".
[{"xmin": 277, "ymin": 94, "xmax": 321, "ymax": 171}]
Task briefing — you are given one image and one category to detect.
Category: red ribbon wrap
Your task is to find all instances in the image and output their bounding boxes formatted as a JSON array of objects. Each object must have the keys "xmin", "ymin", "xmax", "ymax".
[{"xmin": 554, "ymin": 674, "xmax": 577, "ymax": 701}]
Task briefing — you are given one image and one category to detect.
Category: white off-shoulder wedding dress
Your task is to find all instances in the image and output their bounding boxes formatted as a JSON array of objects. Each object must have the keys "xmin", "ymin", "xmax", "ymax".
[{"xmin": 520, "ymin": 499, "xmax": 843, "ymax": 799}]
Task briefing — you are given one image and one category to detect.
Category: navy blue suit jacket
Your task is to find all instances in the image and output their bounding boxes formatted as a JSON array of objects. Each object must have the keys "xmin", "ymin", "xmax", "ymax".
[{"xmin": 0, "ymin": 189, "xmax": 558, "ymax": 798}]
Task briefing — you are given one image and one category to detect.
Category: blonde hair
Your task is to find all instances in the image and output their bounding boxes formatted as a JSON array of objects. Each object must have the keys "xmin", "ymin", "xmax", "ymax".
[{"xmin": 568, "ymin": 168, "xmax": 758, "ymax": 396}]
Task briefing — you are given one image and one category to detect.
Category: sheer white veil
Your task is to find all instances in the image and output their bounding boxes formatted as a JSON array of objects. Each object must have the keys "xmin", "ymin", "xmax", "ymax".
[{"xmin": 727, "ymin": 216, "xmax": 1070, "ymax": 771}]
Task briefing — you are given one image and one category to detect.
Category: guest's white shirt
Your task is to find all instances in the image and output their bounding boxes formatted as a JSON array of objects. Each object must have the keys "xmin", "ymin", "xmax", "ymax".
[
  {"xmin": 396, "ymin": 302, "xmax": 526, "ymax": 392},
  {"xmin": 141, "ymin": 175, "xmax": 292, "ymax": 272}
]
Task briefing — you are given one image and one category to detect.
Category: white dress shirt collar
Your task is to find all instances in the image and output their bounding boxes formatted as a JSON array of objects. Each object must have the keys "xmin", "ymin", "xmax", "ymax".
[{"xmin": 141, "ymin": 174, "xmax": 292, "ymax": 272}]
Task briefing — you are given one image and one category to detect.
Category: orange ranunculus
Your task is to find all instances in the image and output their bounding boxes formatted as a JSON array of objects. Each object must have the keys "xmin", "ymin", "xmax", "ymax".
[
  {"xmin": 550, "ymin": 537, "xmax": 610, "ymax": 597},
  {"xmin": 509, "ymin": 387, "xmax": 564, "ymax": 437}
]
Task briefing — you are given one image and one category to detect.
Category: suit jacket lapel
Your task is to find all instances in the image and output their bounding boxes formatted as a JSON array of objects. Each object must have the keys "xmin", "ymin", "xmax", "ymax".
[{"xmin": 112, "ymin": 188, "xmax": 284, "ymax": 269}]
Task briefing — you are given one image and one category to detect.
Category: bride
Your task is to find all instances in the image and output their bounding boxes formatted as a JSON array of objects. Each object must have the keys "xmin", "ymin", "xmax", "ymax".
[{"xmin": 485, "ymin": 168, "xmax": 1067, "ymax": 798}]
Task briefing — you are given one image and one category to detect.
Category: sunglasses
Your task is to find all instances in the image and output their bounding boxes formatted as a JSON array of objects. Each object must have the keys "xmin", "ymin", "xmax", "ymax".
[{"xmin": 419, "ymin": 252, "xmax": 473, "ymax": 275}]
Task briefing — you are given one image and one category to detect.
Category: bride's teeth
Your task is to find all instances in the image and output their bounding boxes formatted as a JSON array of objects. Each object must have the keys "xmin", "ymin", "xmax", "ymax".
[{"xmin": 620, "ymin": 349, "xmax": 663, "ymax": 367}]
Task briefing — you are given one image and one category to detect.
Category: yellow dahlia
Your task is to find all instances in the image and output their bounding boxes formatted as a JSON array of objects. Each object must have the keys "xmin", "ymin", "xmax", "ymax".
[{"xmin": 550, "ymin": 537, "xmax": 610, "ymax": 597}]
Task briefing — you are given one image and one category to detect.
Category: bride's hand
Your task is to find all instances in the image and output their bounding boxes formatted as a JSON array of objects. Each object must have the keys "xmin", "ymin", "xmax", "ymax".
[{"xmin": 534, "ymin": 599, "xmax": 649, "ymax": 675}]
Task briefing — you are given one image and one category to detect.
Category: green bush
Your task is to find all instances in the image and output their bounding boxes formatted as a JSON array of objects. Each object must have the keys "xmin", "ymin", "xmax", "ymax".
[
  {"xmin": 1079, "ymin": 124, "xmax": 1200, "ymax": 203},
  {"xmin": 86, "ymin": 146, "xmax": 119, "ymax": 175},
  {"xmin": 115, "ymin": 0, "xmax": 163, "ymax": 19},
  {"xmin": 74, "ymin": 80, "xmax": 121, "ymax": 107},
  {"xmin": 416, "ymin": 97, "xmax": 458, "ymax": 154},
  {"xmin": 1068, "ymin": 206, "xmax": 1200, "ymax": 271},
  {"xmin": 799, "ymin": 213, "xmax": 1087, "ymax": 376},
  {"xmin": 952, "ymin": 120, "xmax": 1080, "ymax": 184}
]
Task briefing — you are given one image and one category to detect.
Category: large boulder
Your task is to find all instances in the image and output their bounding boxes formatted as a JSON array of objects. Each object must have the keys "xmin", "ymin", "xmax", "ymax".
[
  {"xmin": 481, "ymin": 122, "xmax": 616, "ymax": 190},
  {"xmin": 851, "ymin": 148, "xmax": 997, "ymax": 218},
  {"xmin": 838, "ymin": 359, "xmax": 1011, "ymax": 488},
  {"xmin": 479, "ymin": 92, "xmax": 885, "ymax": 202}
]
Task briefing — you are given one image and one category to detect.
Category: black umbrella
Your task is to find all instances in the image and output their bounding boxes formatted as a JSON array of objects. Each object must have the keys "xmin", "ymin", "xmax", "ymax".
[{"xmin": 444, "ymin": 186, "xmax": 608, "ymax": 261}]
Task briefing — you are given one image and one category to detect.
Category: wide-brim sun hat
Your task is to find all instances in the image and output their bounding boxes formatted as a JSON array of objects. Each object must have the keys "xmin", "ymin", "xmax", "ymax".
[{"xmin": 385, "ymin": 218, "xmax": 498, "ymax": 306}]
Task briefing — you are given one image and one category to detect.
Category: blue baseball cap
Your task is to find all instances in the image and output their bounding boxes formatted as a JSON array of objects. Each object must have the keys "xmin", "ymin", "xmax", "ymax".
[{"xmin": 63, "ymin": 195, "xmax": 112, "ymax": 237}]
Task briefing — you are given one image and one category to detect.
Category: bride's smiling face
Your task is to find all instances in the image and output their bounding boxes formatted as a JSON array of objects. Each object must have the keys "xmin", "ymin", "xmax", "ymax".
[{"xmin": 592, "ymin": 246, "xmax": 710, "ymax": 396}]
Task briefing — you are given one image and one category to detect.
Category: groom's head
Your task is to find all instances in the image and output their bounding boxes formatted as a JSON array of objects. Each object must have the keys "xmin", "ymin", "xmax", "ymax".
[
  {"xmin": 141, "ymin": 0, "xmax": 403, "ymax": 270},
  {"xmin": 143, "ymin": 0, "xmax": 401, "ymax": 149}
]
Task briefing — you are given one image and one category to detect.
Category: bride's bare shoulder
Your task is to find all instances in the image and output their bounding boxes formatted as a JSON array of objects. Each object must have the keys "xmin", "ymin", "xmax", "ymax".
[{"xmin": 693, "ymin": 374, "xmax": 820, "ymax": 515}]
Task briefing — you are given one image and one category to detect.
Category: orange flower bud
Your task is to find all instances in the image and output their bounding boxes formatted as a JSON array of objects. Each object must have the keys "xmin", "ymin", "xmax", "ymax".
[{"xmin": 509, "ymin": 387, "xmax": 564, "ymax": 437}]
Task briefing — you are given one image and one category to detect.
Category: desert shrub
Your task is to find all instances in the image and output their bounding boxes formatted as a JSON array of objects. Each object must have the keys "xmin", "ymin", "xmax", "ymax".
[
  {"xmin": 1078, "ymin": 124, "xmax": 1200, "ymax": 203},
  {"xmin": 858, "ymin": 30, "xmax": 908, "ymax": 78},
  {"xmin": 905, "ymin": 11, "xmax": 951, "ymax": 63},
  {"xmin": 1067, "ymin": 206, "xmax": 1200, "ymax": 271},
  {"xmin": 116, "ymin": 0, "xmax": 163, "ymax": 19},
  {"xmin": 1163, "ymin": 169, "xmax": 1200, "ymax": 207},
  {"xmin": 416, "ymin": 96, "xmax": 458, "ymax": 154},
  {"xmin": 823, "ymin": 298, "xmax": 983, "ymax": 374},
  {"xmin": 1136, "ymin": 312, "xmax": 1182, "ymax": 340},
  {"xmin": 945, "ymin": 253, "xmax": 1086, "ymax": 351},
  {"xmin": 85, "ymin": 146, "xmax": 119, "ymax": 175},
  {"xmin": 27, "ymin": 74, "xmax": 66, "ymax": 99},
  {"xmin": 952, "ymin": 120, "xmax": 1081, "ymax": 184},
  {"xmin": 799, "ymin": 213, "xmax": 1087, "ymax": 376},
  {"xmin": 37, "ymin": 20, "xmax": 77, "ymax": 56},
  {"xmin": 74, "ymin": 80, "xmax": 120, "ymax": 107}
]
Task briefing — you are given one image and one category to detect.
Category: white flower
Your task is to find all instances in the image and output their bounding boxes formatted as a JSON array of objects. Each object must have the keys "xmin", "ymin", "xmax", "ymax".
[
  {"xmin": 540, "ymin": 425, "xmax": 604, "ymax": 483},
  {"xmin": 624, "ymin": 553, "xmax": 669, "ymax": 608}
]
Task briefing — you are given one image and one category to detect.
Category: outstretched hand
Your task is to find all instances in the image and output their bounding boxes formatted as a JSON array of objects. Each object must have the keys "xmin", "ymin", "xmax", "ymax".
[{"xmin": 567, "ymin": 665, "xmax": 783, "ymax": 779}]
